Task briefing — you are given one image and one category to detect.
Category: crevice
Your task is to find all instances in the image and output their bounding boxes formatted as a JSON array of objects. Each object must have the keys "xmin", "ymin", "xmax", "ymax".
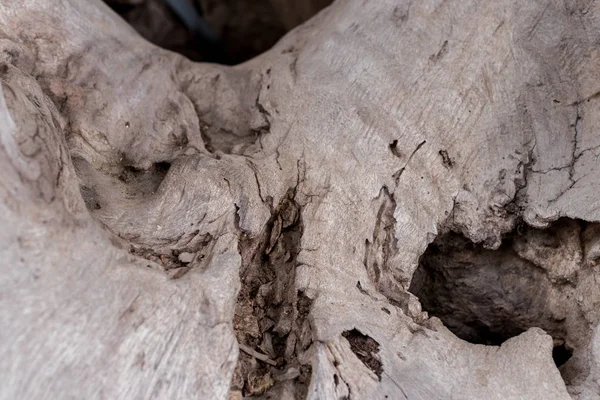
[
  {"xmin": 389, "ymin": 140, "xmax": 401, "ymax": 159},
  {"xmin": 570, "ymin": 105, "xmax": 581, "ymax": 182},
  {"xmin": 569, "ymin": 90, "xmax": 600, "ymax": 106},
  {"xmin": 199, "ymin": 122, "xmax": 215, "ymax": 154},
  {"xmin": 363, "ymin": 186, "xmax": 414, "ymax": 312},
  {"xmin": 438, "ymin": 149, "xmax": 454, "ymax": 169},
  {"xmin": 496, "ymin": 145, "xmax": 534, "ymax": 220},
  {"xmin": 342, "ymin": 329, "xmax": 383, "ymax": 380},
  {"xmin": 383, "ymin": 371, "xmax": 409, "ymax": 399},
  {"xmin": 392, "ymin": 139, "xmax": 426, "ymax": 184},
  {"xmin": 364, "ymin": 186, "xmax": 398, "ymax": 284},
  {"xmin": 127, "ymin": 231, "xmax": 213, "ymax": 279},
  {"xmin": 553, "ymin": 344, "xmax": 573, "ymax": 367},
  {"xmin": 428, "ymin": 39, "xmax": 449, "ymax": 64},
  {"xmin": 547, "ymin": 109, "xmax": 583, "ymax": 204},
  {"xmin": 246, "ymin": 159, "xmax": 267, "ymax": 205},
  {"xmin": 232, "ymin": 189, "xmax": 313, "ymax": 398},
  {"xmin": 255, "ymin": 89, "xmax": 272, "ymax": 134}
]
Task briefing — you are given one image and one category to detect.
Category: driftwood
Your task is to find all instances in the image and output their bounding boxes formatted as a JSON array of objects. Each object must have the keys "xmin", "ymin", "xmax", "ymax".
[{"xmin": 1, "ymin": 0, "xmax": 600, "ymax": 399}]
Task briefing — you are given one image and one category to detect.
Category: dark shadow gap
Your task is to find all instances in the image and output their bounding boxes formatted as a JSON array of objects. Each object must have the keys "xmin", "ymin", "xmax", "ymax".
[
  {"xmin": 104, "ymin": 0, "xmax": 333, "ymax": 64},
  {"xmin": 553, "ymin": 344, "xmax": 573, "ymax": 367},
  {"xmin": 342, "ymin": 329, "xmax": 383, "ymax": 380},
  {"xmin": 233, "ymin": 189, "xmax": 313, "ymax": 397}
]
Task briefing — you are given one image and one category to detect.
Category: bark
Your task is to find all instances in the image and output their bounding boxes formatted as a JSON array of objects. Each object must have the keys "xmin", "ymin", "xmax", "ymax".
[{"xmin": 1, "ymin": 0, "xmax": 600, "ymax": 399}]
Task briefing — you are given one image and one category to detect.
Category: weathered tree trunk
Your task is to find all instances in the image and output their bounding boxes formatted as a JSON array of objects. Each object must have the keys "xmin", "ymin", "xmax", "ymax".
[{"xmin": 1, "ymin": 0, "xmax": 600, "ymax": 399}]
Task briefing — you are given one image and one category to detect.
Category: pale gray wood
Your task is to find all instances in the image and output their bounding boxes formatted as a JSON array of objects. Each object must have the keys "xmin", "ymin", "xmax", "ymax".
[{"xmin": 1, "ymin": 0, "xmax": 599, "ymax": 399}]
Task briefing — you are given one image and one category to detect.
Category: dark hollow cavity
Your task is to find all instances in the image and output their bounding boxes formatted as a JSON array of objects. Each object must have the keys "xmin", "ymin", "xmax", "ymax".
[
  {"xmin": 408, "ymin": 219, "xmax": 600, "ymax": 369},
  {"xmin": 104, "ymin": 0, "xmax": 333, "ymax": 64}
]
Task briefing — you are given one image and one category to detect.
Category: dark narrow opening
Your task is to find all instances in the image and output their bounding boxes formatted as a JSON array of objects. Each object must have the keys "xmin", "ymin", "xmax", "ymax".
[
  {"xmin": 552, "ymin": 344, "xmax": 573, "ymax": 367},
  {"xmin": 107, "ymin": 3, "xmax": 136, "ymax": 14},
  {"xmin": 342, "ymin": 329, "xmax": 383, "ymax": 380},
  {"xmin": 116, "ymin": 161, "xmax": 172, "ymax": 197},
  {"xmin": 104, "ymin": 0, "xmax": 333, "ymax": 64},
  {"xmin": 153, "ymin": 161, "xmax": 172, "ymax": 174},
  {"xmin": 233, "ymin": 191, "xmax": 312, "ymax": 397}
]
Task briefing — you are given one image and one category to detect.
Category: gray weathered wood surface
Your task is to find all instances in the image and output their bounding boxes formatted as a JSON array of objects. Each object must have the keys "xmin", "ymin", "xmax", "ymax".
[{"xmin": 1, "ymin": 0, "xmax": 600, "ymax": 398}]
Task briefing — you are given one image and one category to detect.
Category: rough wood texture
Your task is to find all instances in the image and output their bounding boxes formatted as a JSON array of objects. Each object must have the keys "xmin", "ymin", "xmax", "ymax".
[{"xmin": 1, "ymin": 0, "xmax": 600, "ymax": 399}]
